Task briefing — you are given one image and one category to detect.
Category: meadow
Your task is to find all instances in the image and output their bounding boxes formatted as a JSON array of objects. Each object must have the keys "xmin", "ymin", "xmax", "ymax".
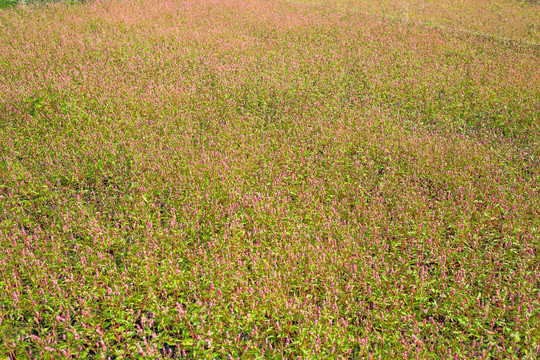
[{"xmin": 0, "ymin": 0, "xmax": 539, "ymax": 358}]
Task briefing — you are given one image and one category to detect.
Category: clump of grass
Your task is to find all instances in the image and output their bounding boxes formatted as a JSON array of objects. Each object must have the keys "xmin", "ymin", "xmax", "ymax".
[
  {"xmin": 0, "ymin": 0, "xmax": 539, "ymax": 358},
  {"xmin": 0, "ymin": 0, "xmax": 87, "ymax": 9}
]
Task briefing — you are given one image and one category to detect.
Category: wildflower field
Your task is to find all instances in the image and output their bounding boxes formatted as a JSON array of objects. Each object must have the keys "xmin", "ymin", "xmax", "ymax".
[{"xmin": 0, "ymin": 0, "xmax": 539, "ymax": 358}]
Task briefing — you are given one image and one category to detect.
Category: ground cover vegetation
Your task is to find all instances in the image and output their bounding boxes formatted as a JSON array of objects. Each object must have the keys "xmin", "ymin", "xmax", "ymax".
[
  {"xmin": 306, "ymin": 0, "xmax": 540, "ymax": 45},
  {"xmin": 0, "ymin": 0, "xmax": 539, "ymax": 358}
]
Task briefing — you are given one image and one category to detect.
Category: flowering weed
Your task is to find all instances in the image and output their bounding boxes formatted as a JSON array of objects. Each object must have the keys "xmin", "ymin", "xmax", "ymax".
[{"xmin": 0, "ymin": 0, "xmax": 539, "ymax": 358}]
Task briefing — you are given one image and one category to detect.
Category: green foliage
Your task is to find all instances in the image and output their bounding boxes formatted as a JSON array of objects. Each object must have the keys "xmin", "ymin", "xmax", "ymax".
[
  {"xmin": 0, "ymin": 0, "xmax": 89, "ymax": 8},
  {"xmin": 0, "ymin": 0, "xmax": 16, "ymax": 8}
]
